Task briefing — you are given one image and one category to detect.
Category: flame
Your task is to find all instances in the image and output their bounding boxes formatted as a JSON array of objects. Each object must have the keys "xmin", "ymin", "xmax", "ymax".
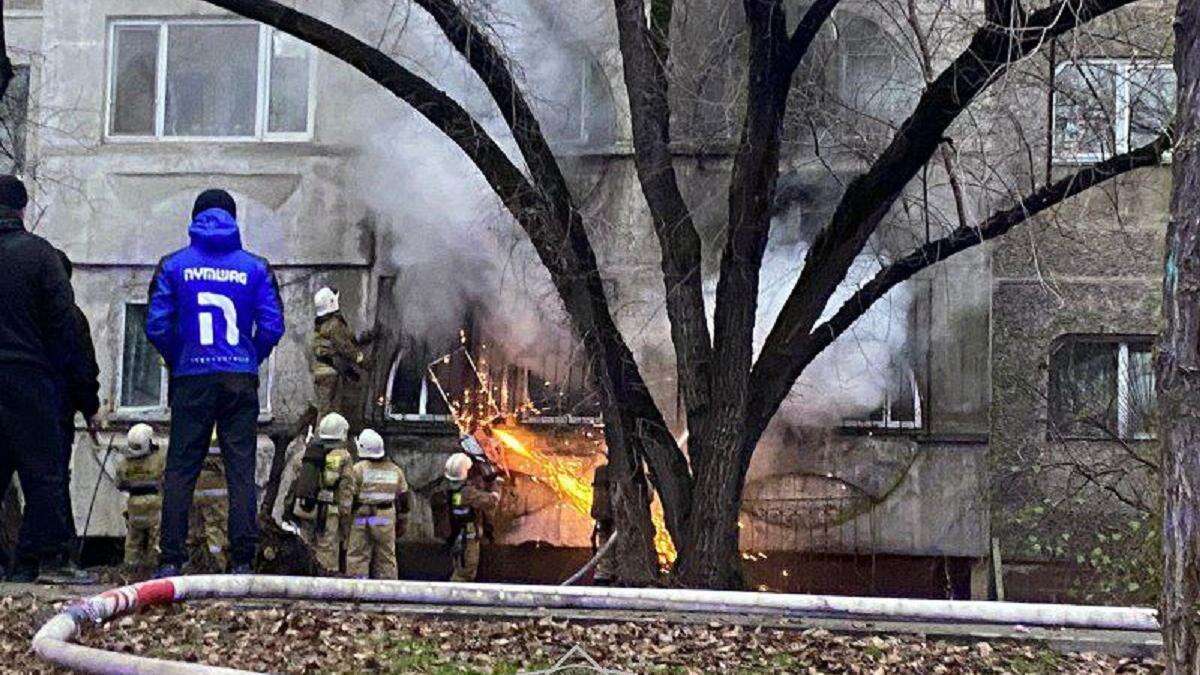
[{"xmin": 492, "ymin": 428, "xmax": 677, "ymax": 566}]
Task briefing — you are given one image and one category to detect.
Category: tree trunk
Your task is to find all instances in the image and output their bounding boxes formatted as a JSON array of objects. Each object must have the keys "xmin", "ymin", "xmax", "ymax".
[
  {"xmin": 675, "ymin": 434, "xmax": 747, "ymax": 589},
  {"xmin": 1160, "ymin": 1, "xmax": 1200, "ymax": 669}
]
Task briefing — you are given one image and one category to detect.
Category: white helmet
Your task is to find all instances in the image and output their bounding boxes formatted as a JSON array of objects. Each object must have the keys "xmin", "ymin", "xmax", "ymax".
[
  {"xmin": 126, "ymin": 424, "xmax": 156, "ymax": 458},
  {"xmin": 317, "ymin": 412, "xmax": 350, "ymax": 442},
  {"xmin": 356, "ymin": 429, "xmax": 386, "ymax": 459},
  {"xmin": 444, "ymin": 453, "xmax": 472, "ymax": 483},
  {"xmin": 314, "ymin": 287, "xmax": 340, "ymax": 318}
]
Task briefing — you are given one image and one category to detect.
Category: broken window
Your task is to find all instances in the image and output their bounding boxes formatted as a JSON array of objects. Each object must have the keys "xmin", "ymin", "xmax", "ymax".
[
  {"xmin": 388, "ymin": 340, "xmax": 456, "ymax": 421},
  {"xmin": 107, "ymin": 20, "xmax": 314, "ymax": 140},
  {"xmin": 119, "ymin": 302, "xmax": 273, "ymax": 414},
  {"xmin": 840, "ymin": 363, "xmax": 923, "ymax": 430},
  {"xmin": 1053, "ymin": 60, "xmax": 1174, "ymax": 162},
  {"xmin": 1048, "ymin": 337, "xmax": 1156, "ymax": 440}
]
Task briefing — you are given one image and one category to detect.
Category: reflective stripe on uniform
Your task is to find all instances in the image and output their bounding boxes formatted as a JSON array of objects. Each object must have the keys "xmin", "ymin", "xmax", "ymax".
[
  {"xmin": 354, "ymin": 515, "xmax": 392, "ymax": 527},
  {"xmin": 127, "ymin": 515, "xmax": 157, "ymax": 526},
  {"xmin": 358, "ymin": 492, "xmax": 395, "ymax": 504},
  {"xmin": 362, "ymin": 469, "xmax": 399, "ymax": 484},
  {"xmin": 195, "ymin": 489, "xmax": 228, "ymax": 498}
]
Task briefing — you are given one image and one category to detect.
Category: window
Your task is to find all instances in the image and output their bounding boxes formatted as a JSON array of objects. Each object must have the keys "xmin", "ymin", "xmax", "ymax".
[
  {"xmin": 1054, "ymin": 60, "xmax": 1174, "ymax": 162},
  {"xmin": 118, "ymin": 302, "xmax": 274, "ymax": 415},
  {"xmin": 1049, "ymin": 337, "xmax": 1156, "ymax": 440},
  {"xmin": 542, "ymin": 48, "xmax": 617, "ymax": 149},
  {"xmin": 841, "ymin": 366, "xmax": 923, "ymax": 430},
  {"xmin": 387, "ymin": 342, "xmax": 454, "ymax": 422},
  {"xmin": 0, "ymin": 65, "xmax": 30, "ymax": 173},
  {"xmin": 107, "ymin": 20, "xmax": 314, "ymax": 140}
]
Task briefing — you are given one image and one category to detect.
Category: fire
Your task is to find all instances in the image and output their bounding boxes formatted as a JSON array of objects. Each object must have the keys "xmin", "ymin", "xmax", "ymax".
[{"xmin": 492, "ymin": 428, "xmax": 677, "ymax": 566}]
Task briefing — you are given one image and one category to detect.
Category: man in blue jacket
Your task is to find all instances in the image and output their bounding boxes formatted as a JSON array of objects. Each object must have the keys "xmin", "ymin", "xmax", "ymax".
[{"xmin": 146, "ymin": 189, "xmax": 285, "ymax": 576}]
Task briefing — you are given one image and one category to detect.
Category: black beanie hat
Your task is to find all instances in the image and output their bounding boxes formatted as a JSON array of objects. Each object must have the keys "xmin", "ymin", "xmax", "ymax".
[
  {"xmin": 192, "ymin": 188, "xmax": 237, "ymax": 219},
  {"xmin": 0, "ymin": 175, "xmax": 28, "ymax": 211}
]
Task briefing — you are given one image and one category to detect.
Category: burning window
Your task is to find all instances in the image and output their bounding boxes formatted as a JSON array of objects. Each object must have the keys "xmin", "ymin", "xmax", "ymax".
[
  {"xmin": 1048, "ymin": 337, "xmax": 1156, "ymax": 440},
  {"xmin": 840, "ymin": 364, "xmax": 922, "ymax": 430},
  {"xmin": 118, "ymin": 301, "xmax": 273, "ymax": 415},
  {"xmin": 1053, "ymin": 60, "xmax": 1174, "ymax": 162},
  {"xmin": 107, "ymin": 20, "xmax": 313, "ymax": 140}
]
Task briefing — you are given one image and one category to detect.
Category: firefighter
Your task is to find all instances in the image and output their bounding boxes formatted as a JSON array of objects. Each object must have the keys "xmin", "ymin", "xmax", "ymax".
[
  {"xmin": 191, "ymin": 433, "xmax": 229, "ymax": 571},
  {"xmin": 310, "ymin": 287, "xmax": 374, "ymax": 421},
  {"xmin": 343, "ymin": 429, "xmax": 410, "ymax": 579},
  {"xmin": 116, "ymin": 424, "xmax": 164, "ymax": 569},
  {"xmin": 285, "ymin": 412, "xmax": 354, "ymax": 575},
  {"xmin": 590, "ymin": 460, "xmax": 616, "ymax": 585},
  {"xmin": 434, "ymin": 452, "xmax": 500, "ymax": 582}
]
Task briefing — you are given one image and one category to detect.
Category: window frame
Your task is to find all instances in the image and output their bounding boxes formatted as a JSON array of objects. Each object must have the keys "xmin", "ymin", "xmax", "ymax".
[
  {"xmin": 105, "ymin": 18, "xmax": 317, "ymax": 143},
  {"xmin": 1047, "ymin": 335, "xmax": 1156, "ymax": 441},
  {"xmin": 115, "ymin": 300, "xmax": 276, "ymax": 421},
  {"xmin": 840, "ymin": 366, "xmax": 923, "ymax": 431},
  {"xmin": 1052, "ymin": 58, "xmax": 1173, "ymax": 164},
  {"xmin": 384, "ymin": 353, "xmax": 455, "ymax": 424}
]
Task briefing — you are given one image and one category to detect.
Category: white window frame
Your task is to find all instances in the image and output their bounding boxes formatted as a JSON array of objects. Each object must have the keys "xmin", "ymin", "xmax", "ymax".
[
  {"xmin": 1048, "ymin": 336, "xmax": 1155, "ymax": 441},
  {"xmin": 115, "ymin": 301, "xmax": 275, "ymax": 420},
  {"xmin": 385, "ymin": 355, "xmax": 455, "ymax": 423},
  {"xmin": 841, "ymin": 368, "xmax": 923, "ymax": 431},
  {"xmin": 1052, "ymin": 59, "xmax": 1173, "ymax": 164},
  {"xmin": 115, "ymin": 301, "xmax": 169, "ymax": 416},
  {"xmin": 105, "ymin": 18, "xmax": 317, "ymax": 143}
]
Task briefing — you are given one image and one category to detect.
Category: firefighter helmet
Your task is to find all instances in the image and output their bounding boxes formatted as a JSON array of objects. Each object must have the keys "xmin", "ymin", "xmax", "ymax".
[
  {"xmin": 444, "ymin": 453, "xmax": 472, "ymax": 483},
  {"xmin": 126, "ymin": 423, "xmax": 156, "ymax": 458},
  {"xmin": 314, "ymin": 286, "xmax": 340, "ymax": 318},
  {"xmin": 356, "ymin": 429, "xmax": 386, "ymax": 460},
  {"xmin": 317, "ymin": 412, "xmax": 350, "ymax": 442}
]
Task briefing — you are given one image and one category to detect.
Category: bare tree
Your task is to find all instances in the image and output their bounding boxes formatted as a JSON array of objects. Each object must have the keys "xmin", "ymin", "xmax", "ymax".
[
  {"xmin": 198, "ymin": 0, "xmax": 1171, "ymax": 587},
  {"xmin": 1159, "ymin": 0, "xmax": 1200, "ymax": 666}
]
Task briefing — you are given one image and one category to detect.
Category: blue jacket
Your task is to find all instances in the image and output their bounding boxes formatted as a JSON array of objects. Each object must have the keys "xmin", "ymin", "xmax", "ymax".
[{"xmin": 146, "ymin": 208, "xmax": 285, "ymax": 377}]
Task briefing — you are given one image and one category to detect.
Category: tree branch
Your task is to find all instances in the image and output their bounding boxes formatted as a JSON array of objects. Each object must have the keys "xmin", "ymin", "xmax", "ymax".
[
  {"xmin": 614, "ymin": 0, "xmax": 713, "ymax": 456},
  {"xmin": 781, "ymin": 0, "xmax": 841, "ymax": 79},
  {"xmin": 199, "ymin": 0, "xmax": 694, "ymax": 549},
  {"xmin": 747, "ymin": 131, "xmax": 1171, "ymax": 444},
  {"xmin": 749, "ymin": 0, "xmax": 1146, "ymax": 446}
]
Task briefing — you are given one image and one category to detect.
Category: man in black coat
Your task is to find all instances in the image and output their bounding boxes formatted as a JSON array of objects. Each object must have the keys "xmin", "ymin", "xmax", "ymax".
[
  {"xmin": 38, "ymin": 250, "xmax": 101, "ymax": 583},
  {"xmin": 0, "ymin": 176, "xmax": 97, "ymax": 581}
]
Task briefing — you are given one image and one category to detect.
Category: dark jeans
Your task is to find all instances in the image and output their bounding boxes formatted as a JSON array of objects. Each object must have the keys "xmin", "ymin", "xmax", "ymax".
[
  {"xmin": 159, "ymin": 373, "xmax": 259, "ymax": 568},
  {"xmin": 0, "ymin": 366, "xmax": 72, "ymax": 567},
  {"xmin": 56, "ymin": 417, "xmax": 78, "ymax": 557}
]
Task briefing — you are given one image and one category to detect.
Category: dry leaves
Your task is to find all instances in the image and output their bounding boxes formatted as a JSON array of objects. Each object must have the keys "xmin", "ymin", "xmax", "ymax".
[{"xmin": 0, "ymin": 594, "xmax": 1166, "ymax": 674}]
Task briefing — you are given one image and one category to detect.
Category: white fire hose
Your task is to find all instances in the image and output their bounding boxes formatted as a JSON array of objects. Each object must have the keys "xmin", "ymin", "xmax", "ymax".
[{"xmin": 33, "ymin": 575, "xmax": 1159, "ymax": 674}]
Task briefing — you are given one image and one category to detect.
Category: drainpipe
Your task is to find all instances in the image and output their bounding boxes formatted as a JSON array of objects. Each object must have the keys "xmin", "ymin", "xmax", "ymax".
[{"xmin": 34, "ymin": 576, "xmax": 1159, "ymax": 674}]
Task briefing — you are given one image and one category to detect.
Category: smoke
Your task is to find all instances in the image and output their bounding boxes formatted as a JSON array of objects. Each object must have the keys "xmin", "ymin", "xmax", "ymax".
[
  {"xmin": 344, "ymin": 1, "xmax": 599, "ymax": 362},
  {"xmin": 343, "ymin": 1, "xmax": 914, "ymax": 427}
]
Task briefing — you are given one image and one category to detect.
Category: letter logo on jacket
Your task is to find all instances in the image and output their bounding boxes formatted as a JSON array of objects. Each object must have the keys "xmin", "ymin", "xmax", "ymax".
[{"xmin": 145, "ymin": 207, "xmax": 285, "ymax": 376}]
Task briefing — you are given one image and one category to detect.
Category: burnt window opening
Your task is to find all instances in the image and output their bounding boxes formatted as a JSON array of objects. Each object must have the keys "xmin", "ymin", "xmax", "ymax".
[
  {"xmin": 1048, "ymin": 336, "xmax": 1156, "ymax": 440},
  {"xmin": 107, "ymin": 20, "xmax": 314, "ymax": 140},
  {"xmin": 1053, "ymin": 59, "xmax": 1174, "ymax": 163},
  {"xmin": 387, "ymin": 329, "xmax": 602, "ymax": 424},
  {"xmin": 118, "ymin": 301, "xmax": 273, "ymax": 416},
  {"xmin": 841, "ymin": 364, "xmax": 923, "ymax": 430}
]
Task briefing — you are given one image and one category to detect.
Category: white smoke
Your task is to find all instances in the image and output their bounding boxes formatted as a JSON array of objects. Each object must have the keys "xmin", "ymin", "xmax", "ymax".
[{"xmin": 342, "ymin": 1, "xmax": 914, "ymax": 427}]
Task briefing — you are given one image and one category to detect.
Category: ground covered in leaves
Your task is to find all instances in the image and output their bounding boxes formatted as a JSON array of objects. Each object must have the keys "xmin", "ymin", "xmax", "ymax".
[{"xmin": 0, "ymin": 594, "xmax": 1163, "ymax": 673}]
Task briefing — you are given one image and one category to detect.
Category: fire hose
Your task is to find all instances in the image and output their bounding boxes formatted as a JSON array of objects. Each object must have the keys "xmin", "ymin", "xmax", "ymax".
[
  {"xmin": 560, "ymin": 530, "xmax": 619, "ymax": 586},
  {"xmin": 34, "ymin": 575, "xmax": 1158, "ymax": 673}
]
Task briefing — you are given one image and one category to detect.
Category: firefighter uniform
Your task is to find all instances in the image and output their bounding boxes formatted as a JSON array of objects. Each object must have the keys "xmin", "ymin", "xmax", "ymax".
[
  {"xmin": 590, "ymin": 462, "xmax": 616, "ymax": 584},
  {"xmin": 286, "ymin": 413, "xmax": 355, "ymax": 575},
  {"xmin": 310, "ymin": 290, "xmax": 371, "ymax": 421},
  {"xmin": 116, "ymin": 426, "xmax": 165, "ymax": 568},
  {"xmin": 343, "ymin": 443, "xmax": 409, "ymax": 579},
  {"xmin": 434, "ymin": 453, "xmax": 500, "ymax": 583},
  {"xmin": 191, "ymin": 446, "xmax": 229, "ymax": 570}
]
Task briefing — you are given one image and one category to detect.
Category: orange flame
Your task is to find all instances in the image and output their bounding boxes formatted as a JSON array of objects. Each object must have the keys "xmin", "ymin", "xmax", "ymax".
[{"xmin": 492, "ymin": 428, "xmax": 677, "ymax": 566}]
